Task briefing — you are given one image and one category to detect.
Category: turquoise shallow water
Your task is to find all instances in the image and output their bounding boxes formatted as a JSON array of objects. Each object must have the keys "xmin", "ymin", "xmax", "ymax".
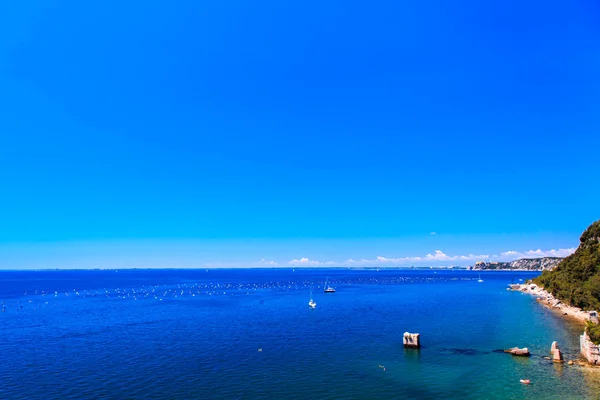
[{"xmin": 0, "ymin": 269, "xmax": 598, "ymax": 399}]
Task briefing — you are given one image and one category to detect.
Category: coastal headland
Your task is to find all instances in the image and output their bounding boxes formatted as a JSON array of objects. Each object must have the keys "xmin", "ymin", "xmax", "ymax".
[{"xmin": 511, "ymin": 220, "xmax": 600, "ymax": 366}]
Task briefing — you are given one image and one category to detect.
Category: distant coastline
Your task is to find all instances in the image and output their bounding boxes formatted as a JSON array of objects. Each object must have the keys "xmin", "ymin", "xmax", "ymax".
[
  {"xmin": 0, "ymin": 257, "xmax": 565, "ymax": 272},
  {"xmin": 469, "ymin": 257, "xmax": 562, "ymax": 271}
]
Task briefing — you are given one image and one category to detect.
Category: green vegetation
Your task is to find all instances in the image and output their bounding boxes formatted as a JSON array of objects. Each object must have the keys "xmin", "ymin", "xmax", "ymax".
[
  {"xmin": 535, "ymin": 220, "xmax": 600, "ymax": 311},
  {"xmin": 586, "ymin": 320, "xmax": 600, "ymax": 345}
]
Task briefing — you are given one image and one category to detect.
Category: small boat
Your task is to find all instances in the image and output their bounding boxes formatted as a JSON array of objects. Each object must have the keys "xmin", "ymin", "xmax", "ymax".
[
  {"xmin": 324, "ymin": 277, "xmax": 336, "ymax": 293},
  {"xmin": 520, "ymin": 379, "xmax": 530, "ymax": 384},
  {"xmin": 478, "ymin": 274, "xmax": 484, "ymax": 283},
  {"xmin": 309, "ymin": 291, "xmax": 316, "ymax": 308}
]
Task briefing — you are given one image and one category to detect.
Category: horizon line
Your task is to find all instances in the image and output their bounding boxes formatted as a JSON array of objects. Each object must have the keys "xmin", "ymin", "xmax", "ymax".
[{"xmin": 0, "ymin": 266, "xmax": 545, "ymax": 272}]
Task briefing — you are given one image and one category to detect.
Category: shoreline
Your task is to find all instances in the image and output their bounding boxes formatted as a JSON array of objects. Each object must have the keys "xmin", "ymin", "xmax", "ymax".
[
  {"xmin": 510, "ymin": 282, "xmax": 600, "ymax": 370},
  {"xmin": 509, "ymin": 282, "xmax": 592, "ymax": 324}
]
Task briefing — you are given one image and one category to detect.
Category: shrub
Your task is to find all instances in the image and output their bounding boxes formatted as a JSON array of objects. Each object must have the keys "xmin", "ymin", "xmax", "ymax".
[{"xmin": 586, "ymin": 321, "xmax": 600, "ymax": 345}]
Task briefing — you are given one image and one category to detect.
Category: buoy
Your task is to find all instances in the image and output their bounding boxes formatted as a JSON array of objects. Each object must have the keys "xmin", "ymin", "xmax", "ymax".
[{"xmin": 520, "ymin": 379, "xmax": 530, "ymax": 384}]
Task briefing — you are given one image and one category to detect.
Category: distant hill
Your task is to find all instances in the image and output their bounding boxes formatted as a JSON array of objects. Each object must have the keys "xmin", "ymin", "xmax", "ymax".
[
  {"xmin": 470, "ymin": 257, "xmax": 563, "ymax": 271},
  {"xmin": 535, "ymin": 220, "xmax": 600, "ymax": 311}
]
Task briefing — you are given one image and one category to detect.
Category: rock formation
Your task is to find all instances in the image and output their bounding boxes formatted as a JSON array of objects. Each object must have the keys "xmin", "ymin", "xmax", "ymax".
[
  {"xmin": 553, "ymin": 348, "xmax": 564, "ymax": 363},
  {"xmin": 550, "ymin": 341, "xmax": 564, "ymax": 362},
  {"xmin": 403, "ymin": 332, "xmax": 420, "ymax": 348},
  {"xmin": 504, "ymin": 347, "xmax": 530, "ymax": 357},
  {"xmin": 580, "ymin": 331, "xmax": 600, "ymax": 365}
]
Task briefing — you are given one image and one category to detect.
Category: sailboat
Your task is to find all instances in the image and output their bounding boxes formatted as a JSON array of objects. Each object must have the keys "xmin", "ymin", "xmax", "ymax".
[
  {"xmin": 478, "ymin": 274, "xmax": 484, "ymax": 283},
  {"xmin": 324, "ymin": 277, "xmax": 336, "ymax": 293},
  {"xmin": 309, "ymin": 291, "xmax": 317, "ymax": 308}
]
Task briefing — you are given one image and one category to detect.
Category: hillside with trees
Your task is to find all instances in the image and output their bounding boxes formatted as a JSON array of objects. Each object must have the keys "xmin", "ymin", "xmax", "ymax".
[{"xmin": 535, "ymin": 220, "xmax": 600, "ymax": 311}]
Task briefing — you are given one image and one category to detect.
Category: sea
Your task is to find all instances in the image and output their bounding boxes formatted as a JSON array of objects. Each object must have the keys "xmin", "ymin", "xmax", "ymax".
[{"xmin": 1, "ymin": 269, "xmax": 599, "ymax": 400}]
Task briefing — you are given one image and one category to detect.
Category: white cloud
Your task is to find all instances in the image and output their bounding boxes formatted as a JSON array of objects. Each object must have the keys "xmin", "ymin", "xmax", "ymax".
[
  {"xmin": 258, "ymin": 258, "xmax": 277, "ymax": 266},
  {"xmin": 345, "ymin": 258, "xmax": 381, "ymax": 265},
  {"xmin": 422, "ymin": 250, "xmax": 490, "ymax": 262},
  {"xmin": 430, "ymin": 232, "xmax": 437, "ymax": 235},
  {"xmin": 425, "ymin": 250, "xmax": 450, "ymax": 261},
  {"xmin": 343, "ymin": 251, "xmax": 486, "ymax": 265},
  {"xmin": 343, "ymin": 252, "xmax": 482, "ymax": 265},
  {"xmin": 288, "ymin": 257, "xmax": 321, "ymax": 266},
  {"xmin": 281, "ymin": 247, "xmax": 575, "ymax": 268}
]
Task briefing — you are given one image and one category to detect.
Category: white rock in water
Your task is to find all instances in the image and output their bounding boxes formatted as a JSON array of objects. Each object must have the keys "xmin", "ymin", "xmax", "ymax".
[
  {"xmin": 403, "ymin": 332, "xmax": 421, "ymax": 348},
  {"xmin": 553, "ymin": 348, "xmax": 564, "ymax": 363}
]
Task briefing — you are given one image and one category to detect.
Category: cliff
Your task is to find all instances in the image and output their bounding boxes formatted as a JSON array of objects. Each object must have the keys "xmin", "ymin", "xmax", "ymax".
[{"xmin": 471, "ymin": 257, "xmax": 562, "ymax": 271}]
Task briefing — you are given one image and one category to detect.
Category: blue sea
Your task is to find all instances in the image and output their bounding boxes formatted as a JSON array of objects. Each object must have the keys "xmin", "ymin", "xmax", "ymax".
[{"xmin": 1, "ymin": 269, "xmax": 598, "ymax": 399}]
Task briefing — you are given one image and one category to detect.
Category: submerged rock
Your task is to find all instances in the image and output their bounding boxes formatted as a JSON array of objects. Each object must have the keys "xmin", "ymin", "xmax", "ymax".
[{"xmin": 439, "ymin": 348, "xmax": 488, "ymax": 356}]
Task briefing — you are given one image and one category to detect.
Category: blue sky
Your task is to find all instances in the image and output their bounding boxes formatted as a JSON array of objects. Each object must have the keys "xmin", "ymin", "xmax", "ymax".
[{"xmin": 0, "ymin": 0, "xmax": 598, "ymax": 269}]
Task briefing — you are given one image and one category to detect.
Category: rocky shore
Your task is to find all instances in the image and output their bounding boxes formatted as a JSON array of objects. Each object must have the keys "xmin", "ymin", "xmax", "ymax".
[
  {"xmin": 510, "ymin": 282, "xmax": 600, "ymax": 366},
  {"xmin": 507, "ymin": 222, "xmax": 600, "ymax": 369},
  {"xmin": 509, "ymin": 282, "xmax": 593, "ymax": 323}
]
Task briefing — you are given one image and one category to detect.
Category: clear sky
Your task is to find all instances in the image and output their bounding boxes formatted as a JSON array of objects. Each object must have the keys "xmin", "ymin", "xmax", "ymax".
[{"xmin": 0, "ymin": 0, "xmax": 599, "ymax": 269}]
